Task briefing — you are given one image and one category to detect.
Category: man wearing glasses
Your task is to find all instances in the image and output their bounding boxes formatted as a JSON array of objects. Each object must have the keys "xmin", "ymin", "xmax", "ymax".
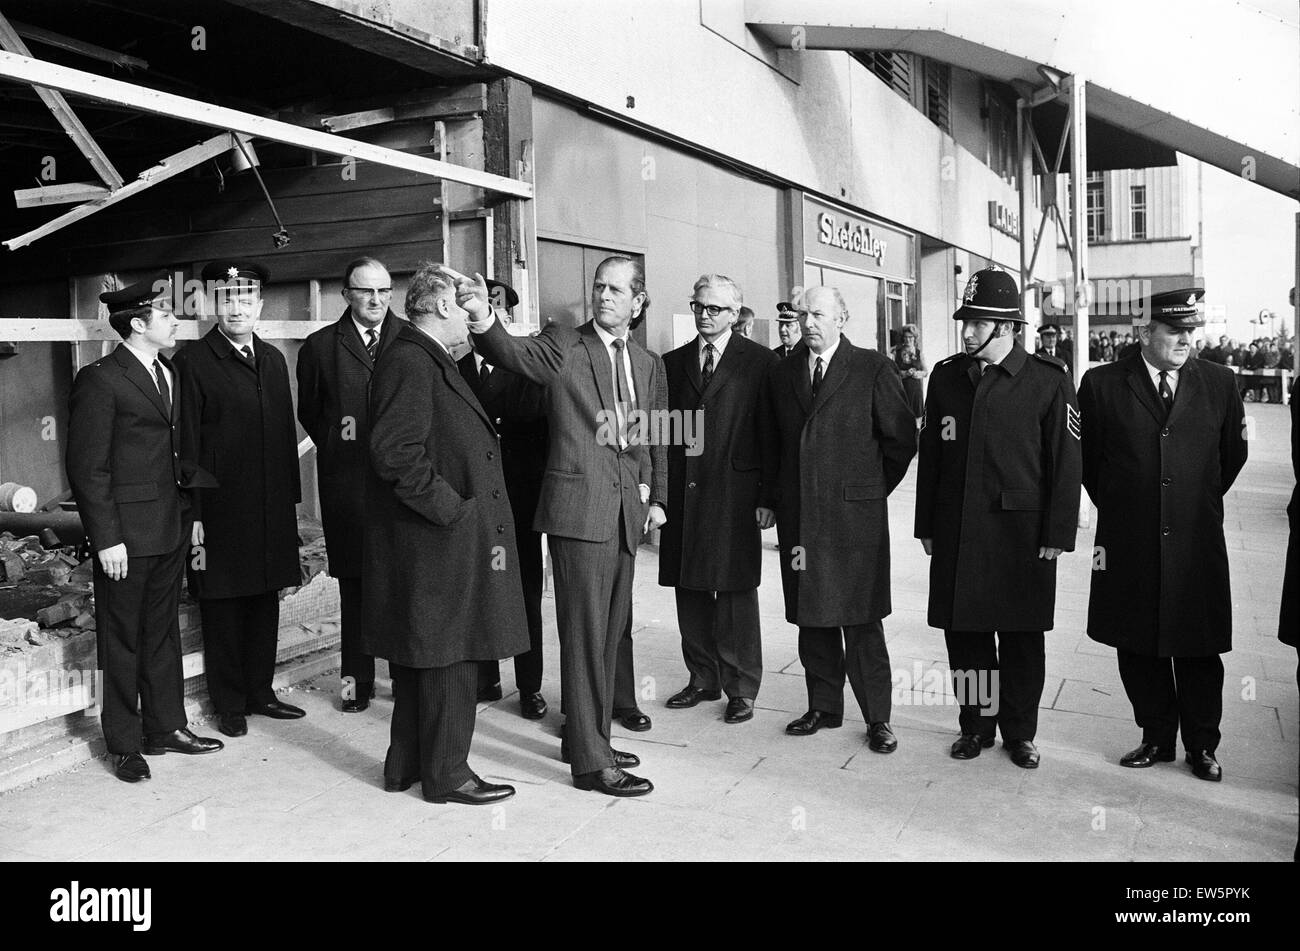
[
  {"xmin": 659, "ymin": 275, "xmax": 778, "ymax": 724},
  {"xmin": 760, "ymin": 286, "xmax": 916, "ymax": 751},
  {"xmin": 298, "ymin": 257, "xmax": 403, "ymax": 713}
]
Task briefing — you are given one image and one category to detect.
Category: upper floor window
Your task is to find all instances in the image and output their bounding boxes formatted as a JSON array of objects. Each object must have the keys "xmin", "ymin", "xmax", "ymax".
[
  {"xmin": 1130, "ymin": 184, "xmax": 1147, "ymax": 240},
  {"xmin": 1086, "ymin": 172, "xmax": 1106, "ymax": 242}
]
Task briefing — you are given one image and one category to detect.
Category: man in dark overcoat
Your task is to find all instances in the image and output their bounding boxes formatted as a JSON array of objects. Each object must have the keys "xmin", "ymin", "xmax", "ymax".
[
  {"xmin": 916, "ymin": 266, "xmax": 1082, "ymax": 768},
  {"xmin": 297, "ymin": 256, "xmax": 402, "ymax": 713},
  {"xmin": 175, "ymin": 260, "xmax": 303, "ymax": 739},
  {"xmin": 461, "ymin": 257, "xmax": 668, "ymax": 798},
  {"xmin": 457, "ymin": 279, "xmax": 550, "ymax": 720},
  {"xmin": 363, "ymin": 264, "xmax": 527, "ymax": 805},
  {"xmin": 660, "ymin": 274, "xmax": 778, "ymax": 724},
  {"xmin": 760, "ymin": 285, "xmax": 916, "ymax": 751},
  {"xmin": 67, "ymin": 275, "xmax": 224, "ymax": 783},
  {"xmin": 1079, "ymin": 287, "xmax": 1248, "ymax": 782}
]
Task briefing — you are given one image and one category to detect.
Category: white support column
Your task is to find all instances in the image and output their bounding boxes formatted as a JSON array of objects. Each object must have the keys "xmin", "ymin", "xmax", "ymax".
[
  {"xmin": 1017, "ymin": 98, "xmax": 1035, "ymax": 302},
  {"xmin": 1068, "ymin": 74, "xmax": 1088, "ymax": 385}
]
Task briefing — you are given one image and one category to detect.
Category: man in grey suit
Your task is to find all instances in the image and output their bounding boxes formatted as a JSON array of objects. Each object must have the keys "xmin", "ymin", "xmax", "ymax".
[{"xmin": 457, "ymin": 258, "xmax": 668, "ymax": 797}]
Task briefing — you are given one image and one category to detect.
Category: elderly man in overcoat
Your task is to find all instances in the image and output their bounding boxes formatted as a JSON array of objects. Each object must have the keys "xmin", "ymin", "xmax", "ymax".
[
  {"xmin": 362, "ymin": 263, "xmax": 527, "ymax": 805},
  {"xmin": 1079, "ymin": 288, "xmax": 1248, "ymax": 782},
  {"xmin": 916, "ymin": 266, "xmax": 1082, "ymax": 768},
  {"xmin": 176, "ymin": 260, "xmax": 303, "ymax": 739},
  {"xmin": 659, "ymin": 274, "xmax": 779, "ymax": 724},
  {"xmin": 760, "ymin": 285, "xmax": 916, "ymax": 751},
  {"xmin": 297, "ymin": 256, "xmax": 402, "ymax": 713}
]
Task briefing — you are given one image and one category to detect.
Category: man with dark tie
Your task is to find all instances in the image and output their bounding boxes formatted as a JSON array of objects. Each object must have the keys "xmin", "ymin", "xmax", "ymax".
[
  {"xmin": 457, "ymin": 279, "xmax": 550, "ymax": 720},
  {"xmin": 364, "ymin": 263, "xmax": 527, "ymax": 804},
  {"xmin": 175, "ymin": 260, "xmax": 304, "ymax": 739},
  {"xmin": 297, "ymin": 256, "xmax": 402, "ymax": 713},
  {"xmin": 459, "ymin": 257, "xmax": 668, "ymax": 797},
  {"xmin": 760, "ymin": 286, "xmax": 916, "ymax": 751},
  {"xmin": 916, "ymin": 266, "xmax": 1082, "ymax": 768},
  {"xmin": 1079, "ymin": 288, "xmax": 1248, "ymax": 782},
  {"xmin": 773, "ymin": 300, "xmax": 800, "ymax": 359},
  {"xmin": 660, "ymin": 275, "xmax": 778, "ymax": 723},
  {"xmin": 67, "ymin": 275, "xmax": 223, "ymax": 783}
]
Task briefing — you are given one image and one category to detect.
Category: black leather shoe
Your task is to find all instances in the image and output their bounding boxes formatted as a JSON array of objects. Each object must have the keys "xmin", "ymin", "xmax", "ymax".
[
  {"xmin": 1120, "ymin": 742, "xmax": 1176, "ymax": 768},
  {"xmin": 950, "ymin": 733, "xmax": 995, "ymax": 759},
  {"xmin": 560, "ymin": 743, "xmax": 640, "ymax": 769},
  {"xmin": 614, "ymin": 708, "xmax": 652, "ymax": 732},
  {"xmin": 142, "ymin": 728, "xmax": 224, "ymax": 755},
  {"xmin": 246, "ymin": 699, "xmax": 306, "ymax": 719},
  {"xmin": 114, "ymin": 752, "xmax": 151, "ymax": 783},
  {"xmin": 573, "ymin": 767, "xmax": 653, "ymax": 797},
  {"xmin": 1186, "ymin": 749, "xmax": 1222, "ymax": 782},
  {"xmin": 724, "ymin": 697, "xmax": 755, "ymax": 723},
  {"xmin": 428, "ymin": 774, "xmax": 516, "ymax": 805},
  {"xmin": 519, "ymin": 692, "xmax": 548, "ymax": 720},
  {"xmin": 342, "ymin": 696, "xmax": 370, "ymax": 713},
  {"xmin": 867, "ymin": 721, "xmax": 898, "ymax": 753},
  {"xmin": 217, "ymin": 713, "xmax": 247, "ymax": 737},
  {"xmin": 477, "ymin": 682, "xmax": 503, "ymax": 702},
  {"xmin": 666, "ymin": 685, "xmax": 722, "ymax": 708},
  {"xmin": 1005, "ymin": 739, "xmax": 1040, "ymax": 769},
  {"xmin": 785, "ymin": 710, "xmax": 842, "ymax": 735},
  {"xmin": 384, "ymin": 775, "xmax": 418, "ymax": 793}
]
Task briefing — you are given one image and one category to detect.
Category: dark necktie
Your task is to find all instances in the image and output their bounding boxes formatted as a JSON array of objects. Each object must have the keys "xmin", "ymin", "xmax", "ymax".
[
  {"xmin": 812, "ymin": 356, "xmax": 824, "ymax": 399},
  {"xmin": 240, "ymin": 344, "xmax": 254, "ymax": 364},
  {"xmin": 702, "ymin": 343, "xmax": 715, "ymax": 390},
  {"xmin": 612, "ymin": 338, "xmax": 633, "ymax": 448},
  {"xmin": 479, "ymin": 360, "xmax": 492, "ymax": 388},
  {"xmin": 152, "ymin": 358, "xmax": 172, "ymax": 419},
  {"xmin": 1158, "ymin": 370, "xmax": 1174, "ymax": 414},
  {"xmin": 366, "ymin": 328, "xmax": 379, "ymax": 360}
]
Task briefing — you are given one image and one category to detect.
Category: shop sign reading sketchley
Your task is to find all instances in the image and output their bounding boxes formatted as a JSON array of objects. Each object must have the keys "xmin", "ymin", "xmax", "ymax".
[
  {"xmin": 802, "ymin": 195, "xmax": 913, "ymax": 279},
  {"xmin": 817, "ymin": 212, "xmax": 887, "ymax": 264}
]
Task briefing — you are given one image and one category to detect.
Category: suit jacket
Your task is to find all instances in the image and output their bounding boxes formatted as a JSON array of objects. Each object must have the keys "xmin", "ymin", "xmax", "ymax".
[
  {"xmin": 1079, "ymin": 351, "xmax": 1248, "ymax": 656},
  {"xmin": 174, "ymin": 328, "xmax": 301, "ymax": 598},
  {"xmin": 915, "ymin": 343, "xmax": 1082, "ymax": 631},
  {"xmin": 658, "ymin": 334, "xmax": 778, "ymax": 591},
  {"xmin": 457, "ymin": 351, "xmax": 549, "ymax": 526},
  {"xmin": 66, "ymin": 345, "xmax": 203, "ymax": 557},
  {"xmin": 361, "ymin": 324, "xmax": 528, "ymax": 667},
  {"xmin": 1280, "ymin": 379, "xmax": 1298, "ymax": 647},
  {"xmin": 296, "ymin": 309, "xmax": 402, "ymax": 578},
  {"xmin": 760, "ymin": 336, "xmax": 917, "ymax": 626},
  {"xmin": 472, "ymin": 318, "xmax": 668, "ymax": 550}
]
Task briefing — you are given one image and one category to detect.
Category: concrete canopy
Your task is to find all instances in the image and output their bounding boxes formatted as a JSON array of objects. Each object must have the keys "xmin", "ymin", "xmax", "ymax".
[{"xmin": 745, "ymin": 0, "xmax": 1300, "ymax": 199}]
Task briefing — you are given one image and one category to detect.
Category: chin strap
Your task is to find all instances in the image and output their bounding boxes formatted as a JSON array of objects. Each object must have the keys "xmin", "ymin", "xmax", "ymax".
[{"xmin": 968, "ymin": 325, "xmax": 1001, "ymax": 360}]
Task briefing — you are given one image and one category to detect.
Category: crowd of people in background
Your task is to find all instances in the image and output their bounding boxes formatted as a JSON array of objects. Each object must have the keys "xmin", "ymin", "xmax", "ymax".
[{"xmin": 1086, "ymin": 329, "xmax": 1294, "ymax": 402}]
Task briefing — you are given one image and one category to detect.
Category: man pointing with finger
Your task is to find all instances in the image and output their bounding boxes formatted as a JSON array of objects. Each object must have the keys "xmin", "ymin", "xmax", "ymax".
[
  {"xmin": 915, "ymin": 266, "xmax": 1081, "ymax": 768},
  {"xmin": 458, "ymin": 259, "xmax": 668, "ymax": 797}
]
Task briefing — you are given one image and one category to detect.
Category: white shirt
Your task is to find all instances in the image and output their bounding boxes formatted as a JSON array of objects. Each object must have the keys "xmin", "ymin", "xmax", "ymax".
[
  {"xmin": 219, "ymin": 330, "xmax": 254, "ymax": 360},
  {"xmin": 807, "ymin": 338, "xmax": 840, "ymax": 383},
  {"xmin": 121, "ymin": 340, "xmax": 171, "ymax": 393},
  {"xmin": 699, "ymin": 329, "xmax": 732, "ymax": 372},
  {"xmin": 1141, "ymin": 355, "xmax": 1178, "ymax": 397},
  {"xmin": 352, "ymin": 317, "xmax": 383, "ymax": 351},
  {"xmin": 592, "ymin": 322, "xmax": 637, "ymax": 405}
]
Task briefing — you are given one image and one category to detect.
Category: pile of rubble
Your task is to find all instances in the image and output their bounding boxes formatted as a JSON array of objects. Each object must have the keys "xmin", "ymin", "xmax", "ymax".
[{"xmin": 0, "ymin": 533, "xmax": 95, "ymax": 650}]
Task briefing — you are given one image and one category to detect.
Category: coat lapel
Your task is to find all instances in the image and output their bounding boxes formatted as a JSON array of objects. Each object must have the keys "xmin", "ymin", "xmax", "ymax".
[
  {"xmin": 1166, "ymin": 356, "xmax": 1201, "ymax": 427},
  {"xmin": 703, "ymin": 335, "xmax": 739, "ymax": 397},
  {"xmin": 630, "ymin": 338, "xmax": 652, "ymax": 410},
  {"xmin": 113, "ymin": 345, "xmax": 170, "ymax": 422},
  {"xmin": 685, "ymin": 338, "xmax": 703, "ymax": 396},
  {"xmin": 337, "ymin": 313, "xmax": 372, "ymax": 371},
  {"xmin": 401, "ymin": 326, "xmax": 495, "ymax": 432},
  {"xmin": 580, "ymin": 324, "xmax": 615, "ymax": 414},
  {"xmin": 792, "ymin": 351, "xmax": 812, "ymax": 416},
  {"xmin": 1123, "ymin": 353, "xmax": 1167, "ymax": 424}
]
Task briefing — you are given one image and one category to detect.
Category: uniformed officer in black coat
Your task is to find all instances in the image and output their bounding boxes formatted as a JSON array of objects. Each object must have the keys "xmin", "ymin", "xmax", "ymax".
[
  {"xmin": 67, "ymin": 275, "xmax": 224, "ymax": 782},
  {"xmin": 1035, "ymin": 323, "xmax": 1073, "ymax": 374},
  {"xmin": 457, "ymin": 279, "xmax": 551, "ymax": 721},
  {"xmin": 175, "ymin": 260, "xmax": 303, "ymax": 739},
  {"xmin": 916, "ymin": 266, "xmax": 1082, "ymax": 768},
  {"xmin": 773, "ymin": 300, "xmax": 801, "ymax": 359},
  {"xmin": 1079, "ymin": 288, "xmax": 1248, "ymax": 782},
  {"xmin": 297, "ymin": 256, "xmax": 403, "ymax": 713}
]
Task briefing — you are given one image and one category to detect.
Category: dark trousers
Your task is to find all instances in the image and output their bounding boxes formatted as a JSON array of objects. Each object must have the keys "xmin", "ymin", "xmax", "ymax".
[
  {"xmin": 338, "ymin": 577, "xmax": 375, "ymax": 692},
  {"xmin": 477, "ymin": 527, "xmax": 545, "ymax": 695},
  {"xmin": 1117, "ymin": 649, "xmax": 1224, "ymax": 752},
  {"xmin": 612, "ymin": 609, "xmax": 639, "ymax": 713},
  {"xmin": 386, "ymin": 660, "xmax": 477, "ymax": 797},
  {"xmin": 200, "ymin": 591, "xmax": 279, "ymax": 715},
  {"xmin": 94, "ymin": 540, "xmax": 188, "ymax": 754},
  {"xmin": 798, "ymin": 620, "xmax": 892, "ymax": 722},
  {"xmin": 944, "ymin": 630, "xmax": 1046, "ymax": 741},
  {"xmin": 675, "ymin": 587, "xmax": 762, "ymax": 700},
  {"xmin": 549, "ymin": 533, "xmax": 635, "ymax": 776}
]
